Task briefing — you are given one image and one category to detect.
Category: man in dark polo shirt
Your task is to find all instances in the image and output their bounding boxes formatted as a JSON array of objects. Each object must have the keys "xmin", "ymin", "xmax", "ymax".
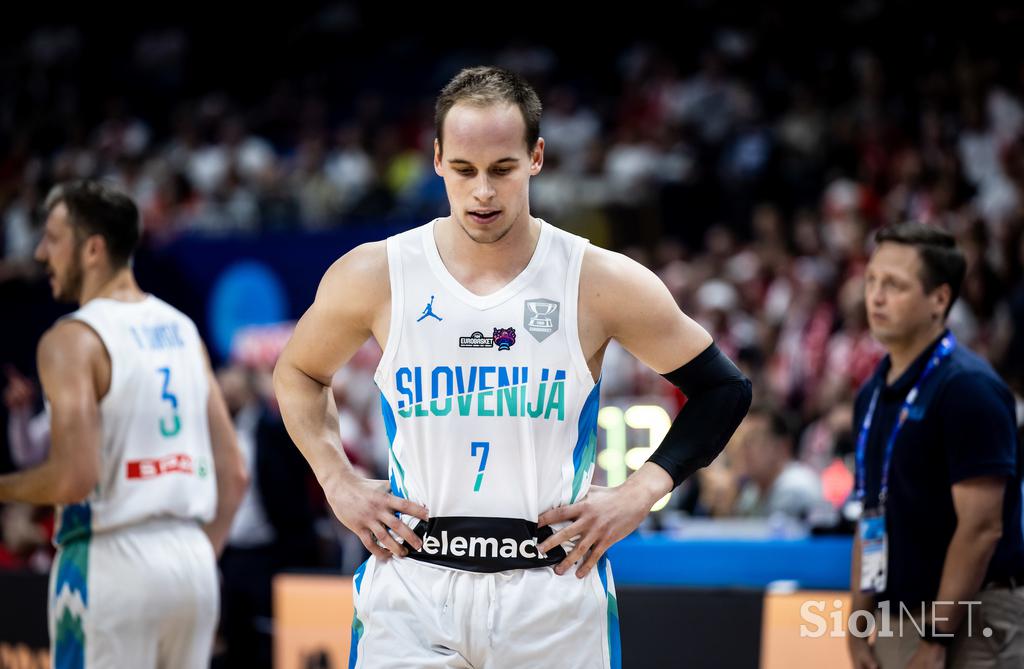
[{"xmin": 846, "ymin": 223, "xmax": 1024, "ymax": 669}]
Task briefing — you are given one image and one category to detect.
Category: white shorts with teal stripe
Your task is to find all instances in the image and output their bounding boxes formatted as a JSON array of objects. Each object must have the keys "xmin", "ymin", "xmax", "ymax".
[
  {"xmin": 348, "ymin": 554, "xmax": 621, "ymax": 668},
  {"xmin": 49, "ymin": 517, "xmax": 218, "ymax": 669}
]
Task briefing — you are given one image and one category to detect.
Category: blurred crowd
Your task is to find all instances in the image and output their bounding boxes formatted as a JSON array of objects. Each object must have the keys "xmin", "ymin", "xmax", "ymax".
[{"xmin": 3, "ymin": 6, "xmax": 1024, "ymax": 660}]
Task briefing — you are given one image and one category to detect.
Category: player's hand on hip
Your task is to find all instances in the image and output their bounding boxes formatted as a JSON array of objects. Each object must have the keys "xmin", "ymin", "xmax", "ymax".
[
  {"xmin": 536, "ymin": 484, "xmax": 651, "ymax": 579},
  {"xmin": 324, "ymin": 475, "xmax": 429, "ymax": 561},
  {"xmin": 538, "ymin": 462, "xmax": 671, "ymax": 578}
]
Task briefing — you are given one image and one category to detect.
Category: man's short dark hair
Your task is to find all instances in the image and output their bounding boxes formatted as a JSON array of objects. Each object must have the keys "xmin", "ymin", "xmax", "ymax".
[
  {"xmin": 746, "ymin": 403, "xmax": 796, "ymax": 442},
  {"xmin": 435, "ymin": 66, "xmax": 542, "ymax": 157},
  {"xmin": 44, "ymin": 180, "xmax": 141, "ymax": 268},
  {"xmin": 874, "ymin": 222, "xmax": 966, "ymax": 317}
]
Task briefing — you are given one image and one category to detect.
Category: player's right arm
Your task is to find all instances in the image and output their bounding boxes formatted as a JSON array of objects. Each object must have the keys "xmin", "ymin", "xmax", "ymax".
[
  {"xmin": 273, "ymin": 242, "xmax": 427, "ymax": 561},
  {"xmin": 0, "ymin": 322, "xmax": 102, "ymax": 504}
]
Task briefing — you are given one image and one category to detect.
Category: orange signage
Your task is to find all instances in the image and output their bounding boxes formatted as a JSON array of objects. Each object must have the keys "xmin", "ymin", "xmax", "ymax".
[{"xmin": 273, "ymin": 574, "xmax": 354, "ymax": 669}]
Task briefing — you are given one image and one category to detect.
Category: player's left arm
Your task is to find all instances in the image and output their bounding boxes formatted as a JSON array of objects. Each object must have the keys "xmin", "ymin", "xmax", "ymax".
[
  {"xmin": 908, "ymin": 373, "xmax": 1018, "ymax": 664},
  {"xmin": 0, "ymin": 322, "xmax": 102, "ymax": 504},
  {"xmin": 538, "ymin": 247, "xmax": 752, "ymax": 577},
  {"xmin": 905, "ymin": 476, "xmax": 1006, "ymax": 667},
  {"xmin": 200, "ymin": 345, "xmax": 249, "ymax": 556}
]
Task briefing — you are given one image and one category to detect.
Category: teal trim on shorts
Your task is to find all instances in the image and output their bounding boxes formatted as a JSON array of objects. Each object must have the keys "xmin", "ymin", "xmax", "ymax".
[
  {"xmin": 54, "ymin": 503, "xmax": 92, "ymax": 669},
  {"xmin": 597, "ymin": 555, "xmax": 621, "ymax": 669},
  {"xmin": 349, "ymin": 560, "xmax": 369, "ymax": 669}
]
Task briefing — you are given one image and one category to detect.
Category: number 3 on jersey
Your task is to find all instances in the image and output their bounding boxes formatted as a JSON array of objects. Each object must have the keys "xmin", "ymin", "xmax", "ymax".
[
  {"xmin": 471, "ymin": 441, "xmax": 489, "ymax": 492},
  {"xmin": 157, "ymin": 367, "xmax": 181, "ymax": 437}
]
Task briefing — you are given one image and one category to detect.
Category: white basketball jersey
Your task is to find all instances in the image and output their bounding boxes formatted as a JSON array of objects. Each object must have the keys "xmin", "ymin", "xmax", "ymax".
[
  {"xmin": 374, "ymin": 218, "xmax": 600, "ymax": 571},
  {"xmin": 53, "ymin": 296, "xmax": 217, "ymax": 546}
]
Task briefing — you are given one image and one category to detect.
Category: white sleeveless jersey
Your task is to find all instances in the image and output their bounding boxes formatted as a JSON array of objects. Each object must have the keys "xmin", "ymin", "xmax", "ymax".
[
  {"xmin": 373, "ymin": 218, "xmax": 600, "ymax": 571},
  {"xmin": 53, "ymin": 296, "xmax": 217, "ymax": 546}
]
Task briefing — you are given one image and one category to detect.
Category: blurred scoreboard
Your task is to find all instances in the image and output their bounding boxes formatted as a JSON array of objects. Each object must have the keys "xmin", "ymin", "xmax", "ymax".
[{"xmin": 597, "ymin": 400, "xmax": 675, "ymax": 510}]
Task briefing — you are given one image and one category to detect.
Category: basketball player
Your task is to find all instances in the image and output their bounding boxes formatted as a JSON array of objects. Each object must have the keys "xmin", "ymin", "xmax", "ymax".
[
  {"xmin": 274, "ymin": 66, "xmax": 751, "ymax": 668},
  {"xmin": 0, "ymin": 180, "xmax": 248, "ymax": 668}
]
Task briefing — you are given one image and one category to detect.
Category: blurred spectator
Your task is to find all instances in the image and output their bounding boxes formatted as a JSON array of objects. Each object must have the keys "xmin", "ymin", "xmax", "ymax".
[
  {"xmin": 0, "ymin": 503, "xmax": 51, "ymax": 571},
  {"xmin": 733, "ymin": 405, "xmax": 824, "ymax": 520},
  {"xmin": 216, "ymin": 361, "xmax": 320, "ymax": 668},
  {"xmin": 814, "ymin": 275, "xmax": 886, "ymax": 415},
  {"xmin": 1, "ymin": 367, "xmax": 53, "ymax": 572},
  {"xmin": 3, "ymin": 181, "xmax": 41, "ymax": 268},
  {"xmin": 292, "ymin": 135, "xmax": 346, "ymax": 228},
  {"xmin": 325, "ymin": 124, "xmax": 375, "ymax": 213},
  {"xmin": 540, "ymin": 87, "xmax": 601, "ymax": 175},
  {"xmin": 4, "ymin": 365, "xmax": 48, "ymax": 470}
]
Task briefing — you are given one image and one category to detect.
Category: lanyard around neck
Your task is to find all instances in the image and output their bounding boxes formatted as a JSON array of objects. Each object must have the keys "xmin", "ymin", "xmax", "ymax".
[{"xmin": 854, "ymin": 332, "xmax": 957, "ymax": 506}]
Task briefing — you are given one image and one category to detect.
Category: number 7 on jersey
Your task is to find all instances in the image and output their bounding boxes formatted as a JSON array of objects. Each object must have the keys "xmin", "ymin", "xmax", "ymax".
[{"xmin": 471, "ymin": 441, "xmax": 489, "ymax": 492}]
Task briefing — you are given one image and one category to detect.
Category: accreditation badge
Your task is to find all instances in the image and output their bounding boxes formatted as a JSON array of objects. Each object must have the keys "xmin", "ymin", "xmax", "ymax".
[{"xmin": 859, "ymin": 512, "xmax": 888, "ymax": 594}]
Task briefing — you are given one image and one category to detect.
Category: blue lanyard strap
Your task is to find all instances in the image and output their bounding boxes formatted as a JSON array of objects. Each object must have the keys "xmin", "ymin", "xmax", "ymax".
[{"xmin": 854, "ymin": 332, "xmax": 957, "ymax": 506}]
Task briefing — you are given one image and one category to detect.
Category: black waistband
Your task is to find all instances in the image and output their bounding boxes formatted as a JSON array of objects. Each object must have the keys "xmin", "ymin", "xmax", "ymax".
[{"xmin": 406, "ymin": 516, "xmax": 567, "ymax": 573}]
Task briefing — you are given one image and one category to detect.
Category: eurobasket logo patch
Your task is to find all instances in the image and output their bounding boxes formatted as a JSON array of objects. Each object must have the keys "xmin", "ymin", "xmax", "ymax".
[
  {"xmin": 459, "ymin": 331, "xmax": 494, "ymax": 348},
  {"xmin": 493, "ymin": 327, "xmax": 516, "ymax": 351}
]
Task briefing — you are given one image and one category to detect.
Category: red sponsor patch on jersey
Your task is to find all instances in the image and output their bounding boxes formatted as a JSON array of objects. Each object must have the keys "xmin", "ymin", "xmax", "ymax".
[{"xmin": 125, "ymin": 453, "xmax": 194, "ymax": 479}]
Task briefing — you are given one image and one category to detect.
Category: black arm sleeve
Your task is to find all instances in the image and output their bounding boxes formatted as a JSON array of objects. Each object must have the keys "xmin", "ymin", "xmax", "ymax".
[{"xmin": 647, "ymin": 343, "xmax": 752, "ymax": 488}]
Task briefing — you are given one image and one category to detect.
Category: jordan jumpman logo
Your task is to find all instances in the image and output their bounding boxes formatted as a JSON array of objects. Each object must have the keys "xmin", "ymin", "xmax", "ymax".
[{"xmin": 417, "ymin": 295, "xmax": 443, "ymax": 322}]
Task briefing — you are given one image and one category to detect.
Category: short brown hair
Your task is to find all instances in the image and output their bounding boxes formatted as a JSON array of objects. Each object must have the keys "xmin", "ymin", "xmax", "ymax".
[
  {"xmin": 434, "ymin": 66, "xmax": 542, "ymax": 157},
  {"xmin": 745, "ymin": 403, "xmax": 797, "ymax": 456},
  {"xmin": 44, "ymin": 180, "xmax": 141, "ymax": 269},
  {"xmin": 874, "ymin": 222, "xmax": 966, "ymax": 317}
]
